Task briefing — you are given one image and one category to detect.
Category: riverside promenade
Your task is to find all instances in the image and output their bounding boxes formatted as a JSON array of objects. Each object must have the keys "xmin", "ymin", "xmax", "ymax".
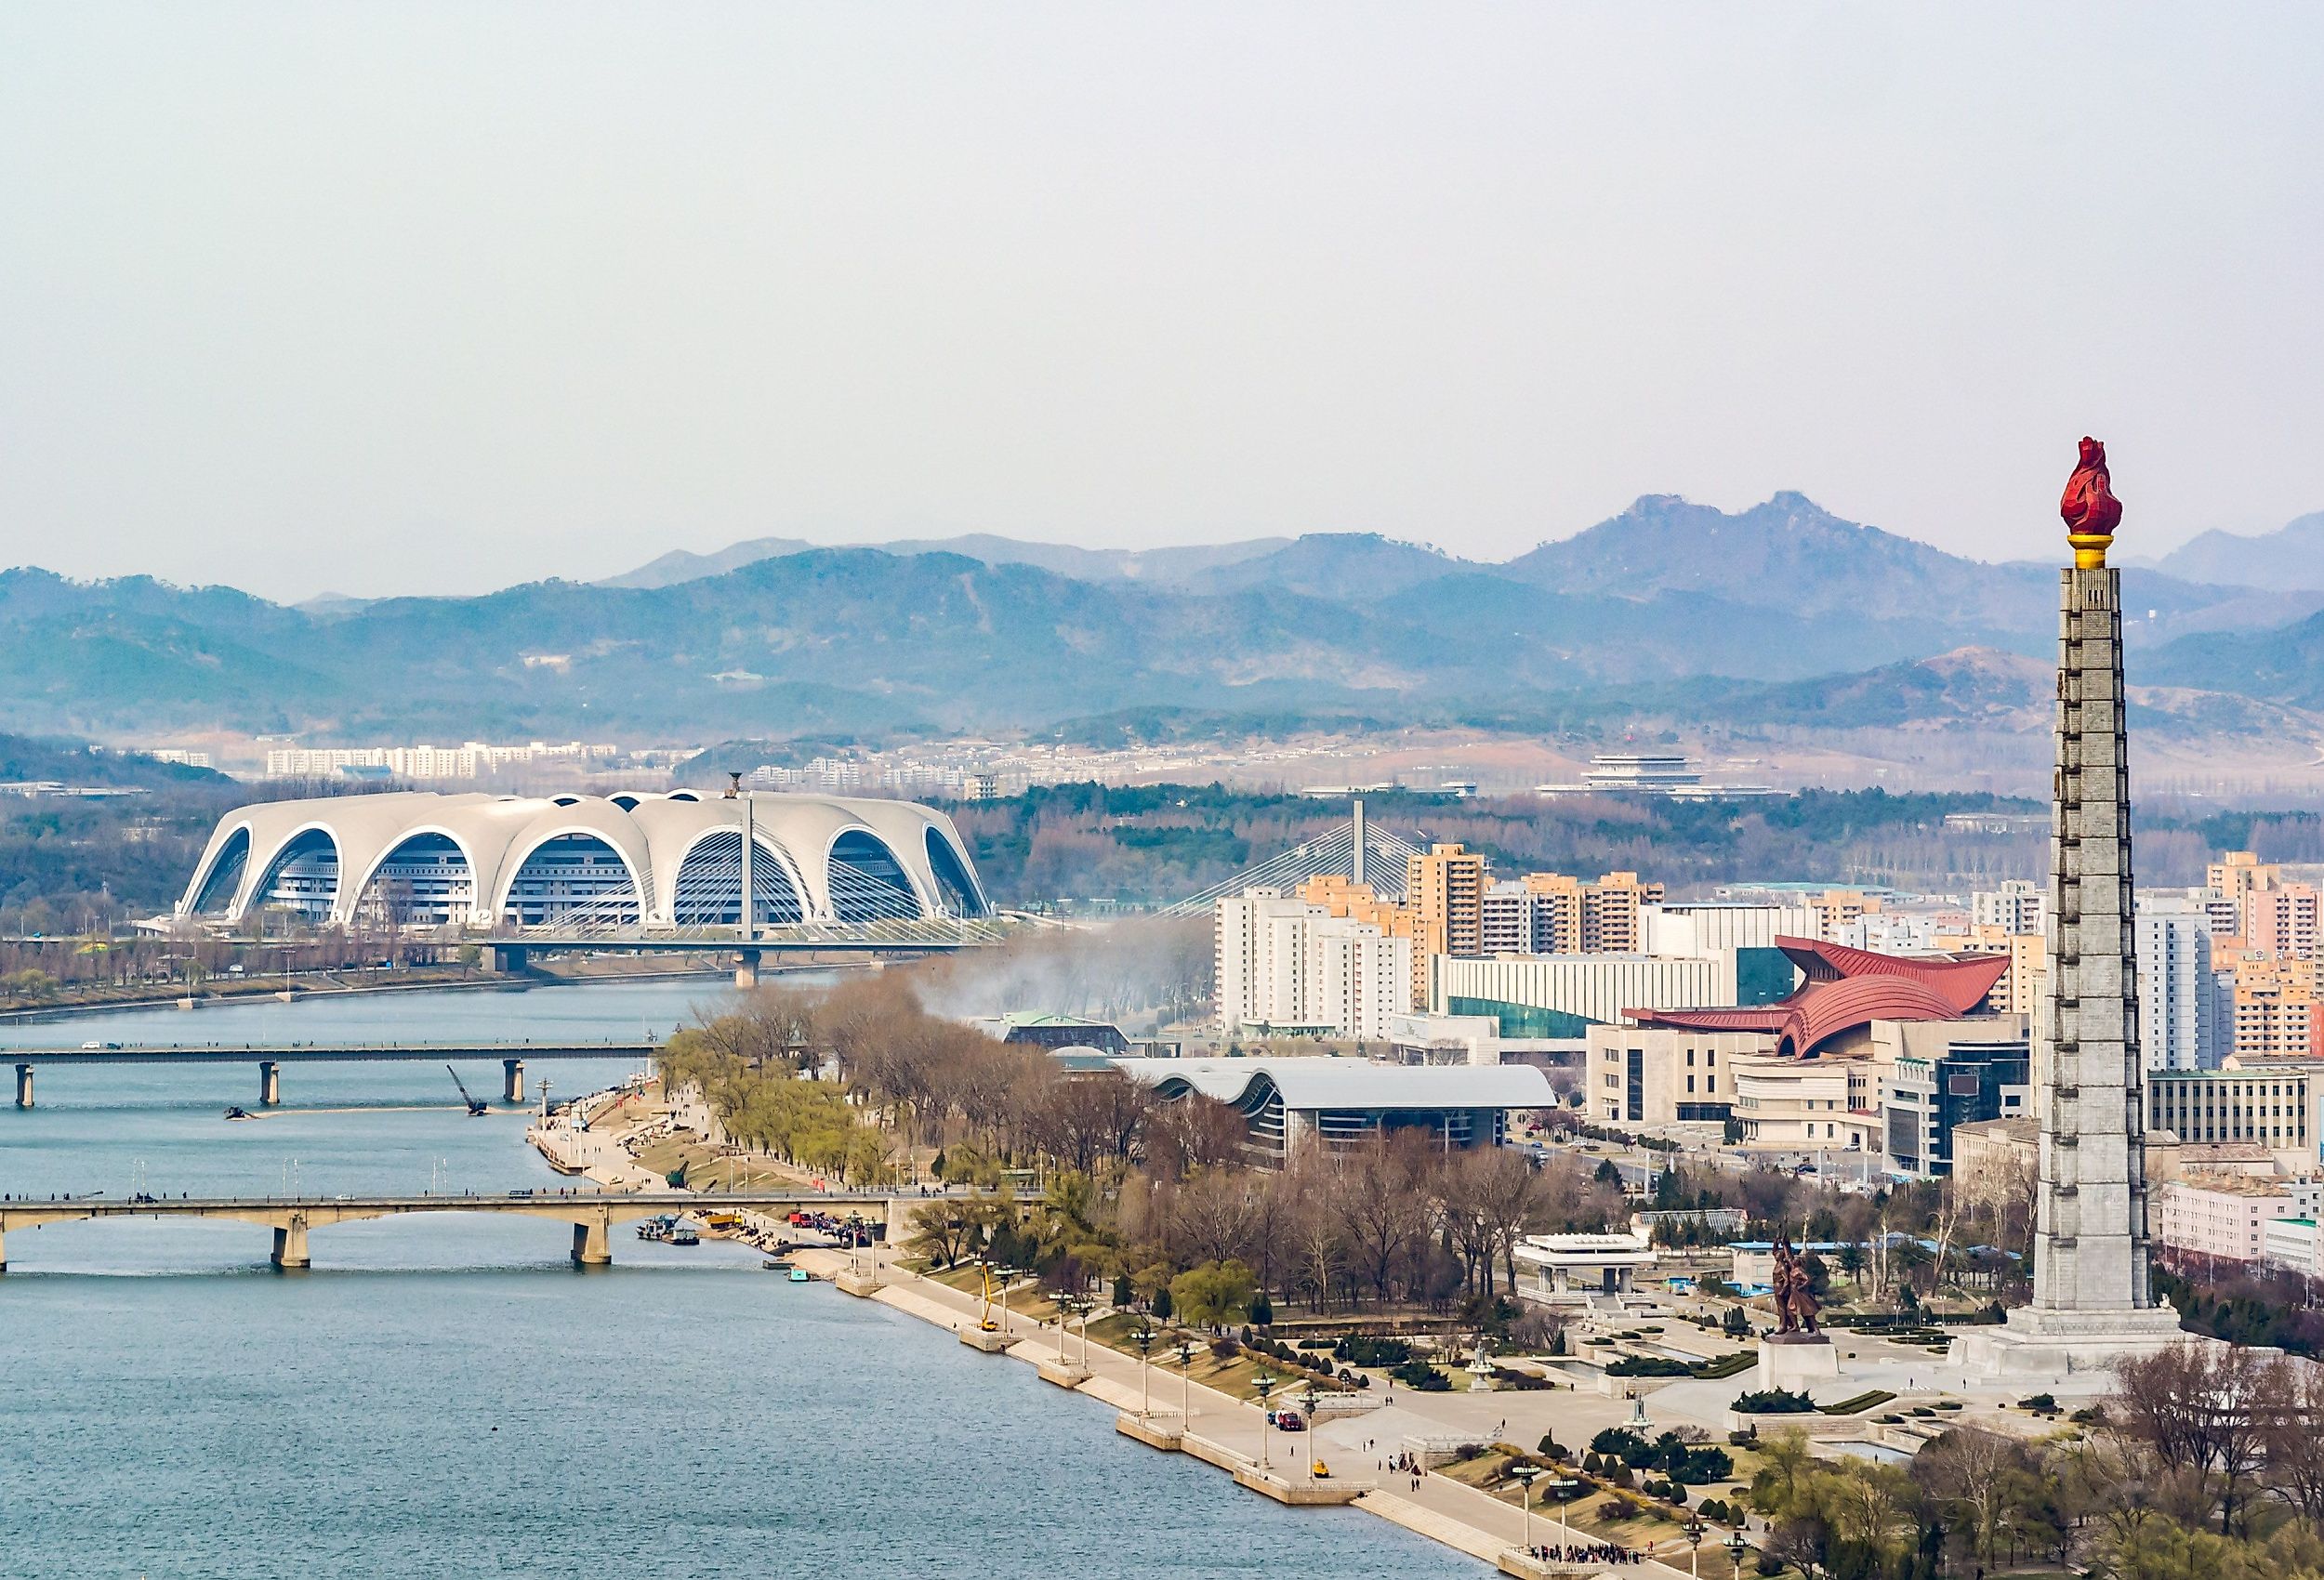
[
  {"xmin": 792, "ymin": 1241, "xmax": 1700, "ymax": 1580},
  {"xmin": 532, "ymin": 1077, "xmax": 1704, "ymax": 1576}
]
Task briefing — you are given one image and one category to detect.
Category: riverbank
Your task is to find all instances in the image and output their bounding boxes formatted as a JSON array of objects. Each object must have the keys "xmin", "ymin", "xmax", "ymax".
[{"xmin": 525, "ymin": 1078, "xmax": 1712, "ymax": 1578}]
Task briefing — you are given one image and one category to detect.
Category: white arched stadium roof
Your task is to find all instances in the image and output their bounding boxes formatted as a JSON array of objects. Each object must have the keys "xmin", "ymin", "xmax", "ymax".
[{"xmin": 178, "ymin": 789, "xmax": 989, "ymax": 928}]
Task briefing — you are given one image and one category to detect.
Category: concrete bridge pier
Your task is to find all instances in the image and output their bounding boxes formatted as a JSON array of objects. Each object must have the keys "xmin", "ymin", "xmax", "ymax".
[
  {"xmin": 258, "ymin": 1060, "xmax": 281, "ymax": 1107},
  {"xmin": 572, "ymin": 1218, "xmax": 612, "ymax": 1267},
  {"xmin": 14, "ymin": 1063, "xmax": 31, "ymax": 1110},
  {"xmin": 503, "ymin": 1059, "xmax": 525, "ymax": 1104},
  {"xmin": 0, "ymin": 1226, "xmax": 8, "ymax": 1271},
  {"xmin": 488, "ymin": 944, "xmax": 531, "ymax": 974},
  {"xmin": 271, "ymin": 1214, "xmax": 310, "ymax": 1271},
  {"xmin": 733, "ymin": 949, "xmax": 762, "ymax": 990}
]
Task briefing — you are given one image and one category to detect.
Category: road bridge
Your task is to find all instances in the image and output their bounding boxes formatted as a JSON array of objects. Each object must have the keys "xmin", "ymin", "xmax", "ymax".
[
  {"xmin": 7, "ymin": 1042, "xmax": 660, "ymax": 1109},
  {"xmin": 0, "ymin": 1190, "xmax": 909, "ymax": 1271}
]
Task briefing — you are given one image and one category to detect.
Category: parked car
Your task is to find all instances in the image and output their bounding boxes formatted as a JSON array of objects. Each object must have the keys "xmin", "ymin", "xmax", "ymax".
[{"xmin": 1268, "ymin": 1410, "xmax": 1306, "ymax": 1432}]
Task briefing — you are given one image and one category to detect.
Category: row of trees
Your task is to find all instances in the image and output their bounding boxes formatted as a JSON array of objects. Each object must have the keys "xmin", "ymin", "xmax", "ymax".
[{"xmin": 1750, "ymin": 1344, "xmax": 2324, "ymax": 1580}]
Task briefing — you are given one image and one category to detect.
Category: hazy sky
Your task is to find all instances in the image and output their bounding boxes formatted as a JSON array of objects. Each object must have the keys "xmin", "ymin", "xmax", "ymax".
[{"xmin": 4, "ymin": 4, "xmax": 2321, "ymax": 602}]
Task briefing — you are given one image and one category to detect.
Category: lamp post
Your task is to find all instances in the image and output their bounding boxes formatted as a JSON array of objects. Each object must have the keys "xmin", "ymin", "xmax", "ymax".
[
  {"xmin": 996, "ymin": 1265, "xmax": 1017, "ymax": 1336},
  {"xmin": 1686, "ymin": 1516, "xmax": 1707, "ymax": 1580},
  {"xmin": 1132, "ymin": 1323, "xmax": 1156, "ymax": 1419},
  {"xmin": 1725, "ymin": 1525, "xmax": 1750, "ymax": 1579},
  {"xmin": 1298, "ymin": 1385, "xmax": 1321, "ymax": 1482},
  {"xmin": 1253, "ymin": 1374, "xmax": 1276, "ymax": 1476},
  {"xmin": 1549, "ymin": 1474, "xmax": 1579, "ymax": 1551},
  {"xmin": 1511, "ymin": 1465, "xmax": 1541, "ymax": 1556},
  {"xmin": 1176, "ymin": 1337, "xmax": 1196, "ymax": 1420}
]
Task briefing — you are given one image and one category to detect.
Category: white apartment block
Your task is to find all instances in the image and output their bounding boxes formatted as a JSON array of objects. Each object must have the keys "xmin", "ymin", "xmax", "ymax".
[
  {"xmin": 1972, "ymin": 879, "xmax": 2047, "ymax": 937},
  {"xmin": 2137, "ymin": 895, "xmax": 2223, "ymax": 1072},
  {"xmin": 1214, "ymin": 889, "xmax": 1411, "ymax": 1041}
]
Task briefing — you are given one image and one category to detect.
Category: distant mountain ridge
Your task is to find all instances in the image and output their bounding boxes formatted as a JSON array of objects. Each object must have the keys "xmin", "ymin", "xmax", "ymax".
[
  {"xmin": 599, "ymin": 533, "xmax": 1292, "ymax": 589},
  {"xmin": 5, "ymin": 494, "xmax": 2321, "ymax": 744},
  {"xmin": 2147, "ymin": 511, "xmax": 2324, "ymax": 591}
]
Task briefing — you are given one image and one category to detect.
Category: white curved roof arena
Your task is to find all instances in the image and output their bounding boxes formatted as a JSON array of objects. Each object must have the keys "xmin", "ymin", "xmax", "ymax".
[{"xmin": 178, "ymin": 789, "xmax": 991, "ymax": 930}]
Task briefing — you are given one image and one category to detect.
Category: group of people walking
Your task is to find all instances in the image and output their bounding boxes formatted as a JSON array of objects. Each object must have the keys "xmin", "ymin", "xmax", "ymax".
[{"xmin": 1528, "ymin": 1542, "xmax": 1648, "ymax": 1567}]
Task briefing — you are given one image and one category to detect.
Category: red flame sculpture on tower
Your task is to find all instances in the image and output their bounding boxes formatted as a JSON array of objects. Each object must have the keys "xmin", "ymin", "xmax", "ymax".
[{"xmin": 2061, "ymin": 436, "xmax": 2122, "ymax": 568}]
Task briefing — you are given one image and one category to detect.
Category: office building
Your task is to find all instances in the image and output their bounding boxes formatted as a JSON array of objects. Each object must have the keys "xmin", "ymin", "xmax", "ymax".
[
  {"xmin": 2147, "ymin": 1062, "xmax": 2324, "ymax": 1176},
  {"xmin": 1872, "ymin": 1018, "xmax": 2032, "ymax": 1177},
  {"xmin": 1581, "ymin": 1025, "xmax": 1769, "ymax": 1126}
]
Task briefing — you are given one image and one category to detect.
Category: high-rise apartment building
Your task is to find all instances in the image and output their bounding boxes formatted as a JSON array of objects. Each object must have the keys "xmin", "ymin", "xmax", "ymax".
[
  {"xmin": 2233, "ymin": 955, "xmax": 2319, "ymax": 1060},
  {"xmin": 2249, "ymin": 882, "xmax": 2320, "ymax": 960},
  {"xmin": 1973, "ymin": 879, "xmax": 2047, "ymax": 939},
  {"xmin": 2136, "ymin": 896, "xmax": 2223, "ymax": 1072},
  {"xmin": 1212, "ymin": 887, "xmax": 1411, "ymax": 1040},
  {"xmin": 1476, "ymin": 870, "xmax": 1666, "ymax": 956},
  {"xmin": 1406, "ymin": 843, "xmax": 1486, "ymax": 1009}
]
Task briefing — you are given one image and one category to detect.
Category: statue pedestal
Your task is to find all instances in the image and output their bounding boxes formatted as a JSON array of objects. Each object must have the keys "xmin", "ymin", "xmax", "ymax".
[
  {"xmin": 1757, "ymin": 1334, "xmax": 1839, "ymax": 1391},
  {"xmin": 1953, "ymin": 1306, "xmax": 2190, "ymax": 1384}
]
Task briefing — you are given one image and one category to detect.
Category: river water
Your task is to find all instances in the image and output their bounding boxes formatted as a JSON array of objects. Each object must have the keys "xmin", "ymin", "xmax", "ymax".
[{"xmin": 0, "ymin": 981, "xmax": 1481, "ymax": 1578}]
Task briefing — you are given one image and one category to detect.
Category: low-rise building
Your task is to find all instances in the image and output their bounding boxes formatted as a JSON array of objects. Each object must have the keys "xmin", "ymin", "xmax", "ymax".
[
  {"xmin": 1111, "ymin": 1056, "xmax": 1552, "ymax": 1165},
  {"xmin": 1512, "ymin": 1231, "xmax": 1657, "ymax": 1305},
  {"xmin": 1581, "ymin": 1025, "xmax": 1771, "ymax": 1126},
  {"xmin": 2156, "ymin": 1173, "xmax": 2324, "ymax": 1270},
  {"xmin": 1434, "ymin": 952, "xmax": 1737, "ymax": 1038},
  {"xmin": 2147, "ymin": 1060, "xmax": 2324, "ymax": 1176},
  {"xmin": 1727, "ymin": 1053, "xmax": 1880, "ymax": 1152}
]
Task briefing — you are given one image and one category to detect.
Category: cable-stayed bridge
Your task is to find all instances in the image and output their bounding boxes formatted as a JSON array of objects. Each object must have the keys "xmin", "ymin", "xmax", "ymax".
[{"xmin": 1161, "ymin": 804, "xmax": 1427, "ymax": 918}]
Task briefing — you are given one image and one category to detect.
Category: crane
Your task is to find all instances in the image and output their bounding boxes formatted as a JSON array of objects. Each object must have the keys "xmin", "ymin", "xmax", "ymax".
[{"xmin": 445, "ymin": 1064, "xmax": 488, "ymax": 1117}]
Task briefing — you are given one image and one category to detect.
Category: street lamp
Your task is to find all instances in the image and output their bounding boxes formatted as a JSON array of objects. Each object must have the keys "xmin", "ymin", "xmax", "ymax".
[
  {"xmin": 1132, "ymin": 1322, "xmax": 1157, "ymax": 1419},
  {"xmin": 996, "ymin": 1265, "xmax": 1018, "ymax": 1335},
  {"xmin": 1686, "ymin": 1516, "xmax": 1707, "ymax": 1580},
  {"xmin": 1253, "ymin": 1373, "xmax": 1277, "ymax": 1476},
  {"xmin": 1510, "ymin": 1465, "xmax": 1541, "ymax": 1556},
  {"xmin": 1299, "ymin": 1385, "xmax": 1320, "ymax": 1482},
  {"xmin": 1725, "ymin": 1525, "xmax": 1750, "ymax": 1577},
  {"xmin": 1176, "ymin": 1337, "xmax": 1196, "ymax": 1420}
]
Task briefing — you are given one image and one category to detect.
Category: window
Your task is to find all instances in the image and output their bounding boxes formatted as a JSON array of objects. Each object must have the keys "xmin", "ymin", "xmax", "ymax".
[{"xmin": 1686, "ymin": 1048, "xmax": 1697, "ymax": 1067}]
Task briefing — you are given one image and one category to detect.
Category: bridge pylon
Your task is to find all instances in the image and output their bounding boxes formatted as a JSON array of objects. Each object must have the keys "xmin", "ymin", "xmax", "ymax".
[{"xmin": 271, "ymin": 1213, "xmax": 310, "ymax": 1271}]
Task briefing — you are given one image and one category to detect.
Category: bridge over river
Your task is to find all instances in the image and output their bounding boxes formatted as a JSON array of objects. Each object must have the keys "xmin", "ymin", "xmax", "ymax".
[
  {"xmin": 0, "ymin": 1190, "xmax": 910, "ymax": 1271},
  {"xmin": 7, "ymin": 1041, "xmax": 660, "ymax": 1109}
]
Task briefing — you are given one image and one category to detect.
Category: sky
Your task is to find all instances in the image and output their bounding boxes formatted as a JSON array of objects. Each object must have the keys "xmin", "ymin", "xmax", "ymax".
[{"xmin": 3, "ymin": 4, "xmax": 2322, "ymax": 603}]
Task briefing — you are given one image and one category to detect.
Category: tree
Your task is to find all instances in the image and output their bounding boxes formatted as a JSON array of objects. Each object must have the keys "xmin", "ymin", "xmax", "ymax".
[{"xmin": 1169, "ymin": 1259, "xmax": 1256, "ymax": 1330}]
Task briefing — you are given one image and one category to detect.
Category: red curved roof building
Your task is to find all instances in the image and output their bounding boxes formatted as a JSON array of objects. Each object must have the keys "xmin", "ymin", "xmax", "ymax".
[{"xmin": 1625, "ymin": 936, "xmax": 2009, "ymax": 1060}]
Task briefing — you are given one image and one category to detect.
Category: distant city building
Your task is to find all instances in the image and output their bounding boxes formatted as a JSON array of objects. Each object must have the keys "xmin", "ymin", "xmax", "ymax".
[
  {"xmin": 1405, "ymin": 843, "xmax": 1486, "ymax": 1010},
  {"xmin": 1534, "ymin": 752, "xmax": 1775, "ymax": 799},
  {"xmin": 2230, "ymin": 955, "xmax": 2320, "ymax": 1060},
  {"xmin": 143, "ymin": 748, "xmax": 214, "ymax": 769},
  {"xmin": 2157, "ymin": 1174, "xmax": 2324, "ymax": 1270},
  {"xmin": 1972, "ymin": 879, "xmax": 2047, "ymax": 937},
  {"xmin": 1110, "ymin": 1057, "xmax": 1552, "ymax": 1165},
  {"xmin": 1437, "ymin": 953, "xmax": 1736, "ymax": 1038},
  {"xmin": 1478, "ymin": 871, "xmax": 1664, "ymax": 955},
  {"xmin": 2249, "ymin": 881, "xmax": 2320, "ymax": 959},
  {"xmin": 2147, "ymin": 1061, "xmax": 2324, "ymax": 1176},
  {"xmin": 1582, "ymin": 1024, "xmax": 1765, "ymax": 1126},
  {"xmin": 263, "ymin": 740, "xmax": 619, "ymax": 781},
  {"xmin": 975, "ymin": 1012, "xmax": 1130, "ymax": 1056},
  {"xmin": 1871, "ymin": 1018, "xmax": 2031, "ymax": 1178},
  {"xmin": 1211, "ymin": 889, "xmax": 1412, "ymax": 1041},
  {"xmin": 2137, "ymin": 896, "xmax": 2224, "ymax": 1072}
]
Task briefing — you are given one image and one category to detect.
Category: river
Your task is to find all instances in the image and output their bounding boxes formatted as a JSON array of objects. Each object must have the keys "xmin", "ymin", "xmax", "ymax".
[{"xmin": 0, "ymin": 981, "xmax": 1483, "ymax": 1577}]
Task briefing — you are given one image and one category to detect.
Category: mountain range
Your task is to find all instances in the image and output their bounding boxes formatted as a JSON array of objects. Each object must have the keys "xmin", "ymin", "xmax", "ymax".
[{"xmin": 7, "ymin": 494, "xmax": 2322, "ymax": 746}]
